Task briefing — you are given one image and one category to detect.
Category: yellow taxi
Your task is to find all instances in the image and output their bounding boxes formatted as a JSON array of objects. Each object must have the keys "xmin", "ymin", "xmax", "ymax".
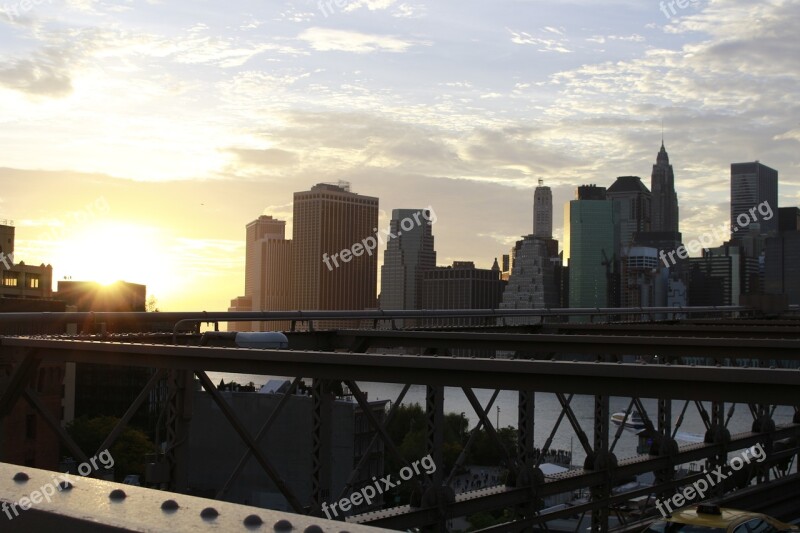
[{"xmin": 644, "ymin": 504, "xmax": 799, "ymax": 532}]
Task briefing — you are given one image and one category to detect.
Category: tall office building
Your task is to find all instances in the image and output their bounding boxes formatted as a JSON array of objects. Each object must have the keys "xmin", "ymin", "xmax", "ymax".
[
  {"xmin": 380, "ymin": 208, "xmax": 436, "ymax": 323},
  {"xmin": 688, "ymin": 246, "xmax": 742, "ymax": 306},
  {"xmin": 731, "ymin": 162, "xmax": 779, "ymax": 240},
  {"xmin": 533, "ymin": 180, "xmax": 553, "ymax": 239},
  {"xmin": 607, "ymin": 176, "xmax": 651, "ymax": 255},
  {"xmin": 230, "ymin": 215, "xmax": 293, "ymax": 332},
  {"xmin": 651, "ymin": 142, "xmax": 679, "ymax": 234},
  {"xmin": 765, "ymin": 207, "xmax": 800, "ymax": 304},
  {"xmin": 292, "ymin": 182, "xmax": 379, "ymax": 324},
  {"xmin": 564, "ymin": 187, "xmax": 619, "ymax": 310}
]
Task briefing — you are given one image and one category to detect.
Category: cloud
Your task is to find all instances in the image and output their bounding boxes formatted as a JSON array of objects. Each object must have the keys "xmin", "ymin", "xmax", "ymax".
[
  {"xmin": 298, "ymin": 27, "xmax": 418, "ymax": 53},
  {"xmin": 227, "ymin": 148, "xmax": 299, "ymax": 167},
  {"xmin": 0, "ymin": 47, "xmax": 73, "ymax": 97},
  {"xmin": 508, "ymin": 29, "xmax": 571, "ymax": 53}
]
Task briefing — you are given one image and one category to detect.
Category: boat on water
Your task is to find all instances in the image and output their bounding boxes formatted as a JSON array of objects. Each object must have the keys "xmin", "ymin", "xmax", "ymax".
[{"xmin": 611, "ymin": 411, "xmax": 647, "ymax": 430}]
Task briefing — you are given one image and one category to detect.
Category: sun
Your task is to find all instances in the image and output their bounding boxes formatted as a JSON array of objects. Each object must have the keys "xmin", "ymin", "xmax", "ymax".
[{"xmin": 51, "ymin": 222, "xmax": 177, "ymax": 294}]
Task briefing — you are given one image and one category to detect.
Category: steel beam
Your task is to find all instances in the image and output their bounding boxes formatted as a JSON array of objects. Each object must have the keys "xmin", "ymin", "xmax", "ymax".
[
  {"xmin": 333, "ymin": 330, "xmax": 800, "ymax": 360},
  {"xmin": 3, "ymin": 338, "xmax": 800, "ymax": 403}
]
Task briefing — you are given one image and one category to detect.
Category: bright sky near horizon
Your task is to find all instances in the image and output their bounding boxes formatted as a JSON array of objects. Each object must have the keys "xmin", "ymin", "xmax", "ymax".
[{"xmin": 1, "ymin": 0, "xmax": 798, "ymax": 311}]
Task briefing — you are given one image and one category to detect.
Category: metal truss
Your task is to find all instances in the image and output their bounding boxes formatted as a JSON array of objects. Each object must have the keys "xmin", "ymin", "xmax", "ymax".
[{"xmin": 1, "ymin": 309, "xmax": 800, "ymax": 532}]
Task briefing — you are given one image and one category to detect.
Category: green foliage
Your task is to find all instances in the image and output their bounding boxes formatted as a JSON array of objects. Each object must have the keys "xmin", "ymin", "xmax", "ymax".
[
  {"xmin": 467, "ymin": 509, "xmax": 513, "ymax": 531},
  {"xmin": 65, "ymin": 416, "xmax": 156, "ymax": 482}
]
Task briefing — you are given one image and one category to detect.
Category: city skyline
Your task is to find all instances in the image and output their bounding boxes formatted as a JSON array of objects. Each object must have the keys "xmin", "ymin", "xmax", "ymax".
[{"xmin": 1, "ymin": 1, "xmax": 798, "ymax": 310}]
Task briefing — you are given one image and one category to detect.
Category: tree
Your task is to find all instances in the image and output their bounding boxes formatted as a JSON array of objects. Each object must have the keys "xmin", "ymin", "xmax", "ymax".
[
  {"xmin": 66, "ymin": 416, "xmax": 156, "ymax": 482},
  {"xmin": 145, "ymin": 296, "xmax": 159, "ymax": 312}
]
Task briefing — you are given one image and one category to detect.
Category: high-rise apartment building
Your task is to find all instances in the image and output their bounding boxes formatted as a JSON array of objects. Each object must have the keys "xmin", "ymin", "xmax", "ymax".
[
  {"xmin": 564, "ymin": 188, "xmax": 619, "ymax": 310},
  {"xmin": 380, "ymin": 208, "xmax": 436, "ymax": 311},
  {"xmin": 533, "ymin": 180, "xmax": 553, "ymax": 239},
  {"xmin": 731, "ymin": 161, "xmax": 778, "ymax": 240},
  {"xmin": 651, "ymin": 142, "xmax": 679, "ymax": 234},
  {"xmin": 292, "ymin": 182, "xmax": 379, "ymax": 324}
]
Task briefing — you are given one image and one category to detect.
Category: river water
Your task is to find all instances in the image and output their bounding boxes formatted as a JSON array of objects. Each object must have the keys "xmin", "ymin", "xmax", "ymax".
[{"xmin": 206, "ymin": 372, "xmax": 796, "ymax": 466}]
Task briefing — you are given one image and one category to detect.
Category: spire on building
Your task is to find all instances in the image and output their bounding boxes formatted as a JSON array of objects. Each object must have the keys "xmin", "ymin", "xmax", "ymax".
[
  {"xmin": 651, "ymin": 140, "xmax": 679, "ymax": 233},
  {"xmin": 491, "ymin": 257, "xmax": 500, "ymax": 271}
]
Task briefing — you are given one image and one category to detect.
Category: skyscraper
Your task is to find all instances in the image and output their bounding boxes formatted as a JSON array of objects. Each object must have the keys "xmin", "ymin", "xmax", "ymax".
[
  {"xmin": 500, "ymin": 235, "xmax": 560, "ymax": 323},
  {"xmin": 564, "ymin": 187, "xmax": 619, "ymax": 310},
  {"xmin": 651, "ymin": 142, "xmax": 679, "ymax": 234},
  {"xmin": 230, "ymin": 215, "xmax": 292, "ymax": 332},
  {"xmin": 765, "ymin": 207, "xmax": 800, "ymax": 304},
  {"xmin": 606, "ymin": 176, "xmax": 651, "ymax": 255},
  {"xmin": 730, "ymin": 161, "xmax": 779, "ymax": 240},
  {"xmin": 533, "ymin": 180, "xmax": 553, "ymax": 239},
  {"xmin": 292, "ymin": 182, "xmax": 379, "ymax": 322},
  {"xmin": 380, "ymin": 208, "xmax": 436, "ymax": 313}
]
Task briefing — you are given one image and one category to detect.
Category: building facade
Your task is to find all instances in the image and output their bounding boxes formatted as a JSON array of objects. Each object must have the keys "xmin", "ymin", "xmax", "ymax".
[
  {"xmin": 1, "ymin": 223, "xmax": 54, "ymax": 300},
  {"xmin": 380, "ymin": 208, "xmax": 436, "ymax": 314},
  {"xmin": 230, "ymin": 215, "xmax": 293, "ymax": 332},
  {"xmin": 292, "ymin": 183, "xmax": 379, "ymax": 327},
  {"xmin": 730, "ymin": 161, "xmax": 778, "ymax": 241},
  {"xmin": 606, "ymin": 176, "xmax": 651, "ymax": 256},
  {"xmin": 564, "ymin": 188, "xmax": 619, "ymax": 310},
  {"xmin": 765, "ymin": 208, "xmax": 800, "ymax": 305},
  {"xmin": 533, "ymin": 181, "xmax": 553, "ymax": 239},
  {"xmin": 422, "ymin": 261, "xmax": 506, "ymax": 327},
  {"xmin": 500, "ymin": 235, "xmax": 560, "ymax": 323}
]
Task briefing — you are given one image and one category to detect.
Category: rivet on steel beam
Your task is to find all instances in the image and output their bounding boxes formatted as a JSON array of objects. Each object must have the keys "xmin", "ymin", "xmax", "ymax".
[
  {"xmin": 161, "ymin": 499, "xmax": 179, "ymax": 511},
  {"xmin": 304, "ymin": 526, "xmax": 324, "ymax": 533},
  {"xmin": 109, "ymin": 489, "xmax": 127, "ymax": 501},
  {"xmin": 201, "ymin": 507, "xmax": 219, "ymax": 520},
  {"xmin": 13, "ymin": 472, "xmax": 29, "ymax": 482},
  {"xmin": 274, "ymin": 519, "xmax": 293, "ymax": 531},
  {"xmin": 244, "ymin": 514, "xmax": 263, "ymax": 527},
  {"xmin": 58, "ymin": 481, "xmax": 73, "ymax": 491}
]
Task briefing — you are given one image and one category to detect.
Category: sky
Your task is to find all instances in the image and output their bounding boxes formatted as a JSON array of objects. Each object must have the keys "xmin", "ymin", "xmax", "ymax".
[{"xmin": 0, "ymin": 0, "xmax": 798, "ymax": 311}]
